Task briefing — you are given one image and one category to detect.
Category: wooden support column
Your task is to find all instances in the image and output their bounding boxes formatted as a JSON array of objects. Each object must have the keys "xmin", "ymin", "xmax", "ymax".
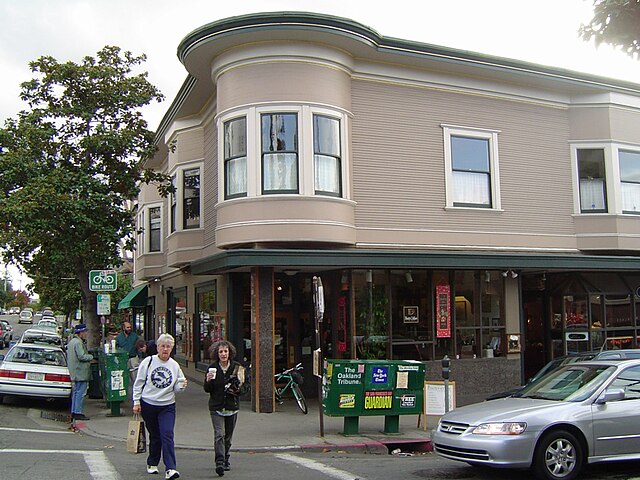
[{"xmin": 251, "ymin": 267, "xmax": 275, "ymax": 413}]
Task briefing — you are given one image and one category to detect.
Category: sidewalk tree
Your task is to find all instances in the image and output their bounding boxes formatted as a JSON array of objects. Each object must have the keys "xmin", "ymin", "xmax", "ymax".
[
  {"xmin": 580, "ymin": 0, "xmax": 640, "ymax": 57},
  {"xmin": 0, "ymin": 46, "xmax": 170, "ymax": 348}
]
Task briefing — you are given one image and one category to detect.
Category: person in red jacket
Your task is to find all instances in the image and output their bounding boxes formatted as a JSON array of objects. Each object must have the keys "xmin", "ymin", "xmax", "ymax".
[{"xmin": 203, "ymin": 340, "xmax": 248, "ymax": 477}]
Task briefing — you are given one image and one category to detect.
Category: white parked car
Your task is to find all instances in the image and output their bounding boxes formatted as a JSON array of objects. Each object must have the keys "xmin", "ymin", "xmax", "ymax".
[
  {"xmin": 37, "ymin": 319, "xmax": 62, "ymax": 336},
  {"xmin": 18, "ymin": 310, "xmax": 33, "ymax": 324},
  {"xmin": 0, "ymin": 343, "xmax": 71, "ymax": 403}
]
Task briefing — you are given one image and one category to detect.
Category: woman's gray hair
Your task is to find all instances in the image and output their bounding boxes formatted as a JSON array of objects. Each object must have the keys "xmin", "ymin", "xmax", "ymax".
[{"xmin": 156, "ymin": 333, "xmax": 175, "ymax": 348}]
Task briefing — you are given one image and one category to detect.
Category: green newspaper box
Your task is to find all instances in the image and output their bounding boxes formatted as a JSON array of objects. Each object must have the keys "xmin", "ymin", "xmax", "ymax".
[
  {"xmin": 98, "ymin": 349, "xmax": 129, "ymax": 415},
  {"xmin": 323, "ymin": 359, "xmax": 424, "ymax": 435}
]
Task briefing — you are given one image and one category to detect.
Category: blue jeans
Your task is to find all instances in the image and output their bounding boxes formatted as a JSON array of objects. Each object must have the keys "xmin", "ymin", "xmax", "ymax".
[
  {"xmin": 71, "ymin": 380, "xmax": 88, "ymax": 415},
  {"xmin": 141, "ymin": 400, "xmax": 177, "ymax": 470}
]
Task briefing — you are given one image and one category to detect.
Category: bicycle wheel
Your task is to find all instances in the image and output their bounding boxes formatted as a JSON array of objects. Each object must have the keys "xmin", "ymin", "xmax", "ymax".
[{"xmin": 292, "ymin": 383, "xmax": 308, "ymax": 414}]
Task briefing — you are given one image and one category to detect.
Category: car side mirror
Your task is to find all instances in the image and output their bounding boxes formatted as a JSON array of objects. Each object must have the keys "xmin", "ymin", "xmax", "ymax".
[
  {"xmin": 0, "ymin": 354, "xmax": 4, "ymax": 361},
  {"xmin": 595, "ymin": 388, "xmax": 625, "ymax": 404}
]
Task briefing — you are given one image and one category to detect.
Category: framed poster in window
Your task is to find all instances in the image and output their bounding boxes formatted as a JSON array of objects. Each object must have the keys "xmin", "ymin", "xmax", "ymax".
[
  {"xmin": 436, "ymin": 285, "xmax": 451, "ymax": 338},
  {"xmin": 212, "ymin": 312, "xmax": 227, "ymax": 342},
  {"xmin": 403, "ymin": 306, "xmax": 419, "ymax": 324},
  {"xmin": 507, "ymin": 333, "xmax": 521, "ymax": 353}
]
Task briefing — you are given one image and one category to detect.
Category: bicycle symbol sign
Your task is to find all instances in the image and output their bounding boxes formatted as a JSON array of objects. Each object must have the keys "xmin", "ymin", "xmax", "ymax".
[{"xmin": 89, "ymin": 270, "xmax": 117, "ymax": 291}]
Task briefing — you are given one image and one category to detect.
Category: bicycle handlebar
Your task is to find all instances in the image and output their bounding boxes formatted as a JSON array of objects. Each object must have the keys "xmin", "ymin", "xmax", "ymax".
[{"xmin": 274, "ymin": 362, "xmax": 304, "ymax": 378}]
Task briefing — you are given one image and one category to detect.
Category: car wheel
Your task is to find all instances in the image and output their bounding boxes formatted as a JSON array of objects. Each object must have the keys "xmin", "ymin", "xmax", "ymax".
[{"xmin": 533, "ymin": 430, "xmax": 583, "ymax": 480}]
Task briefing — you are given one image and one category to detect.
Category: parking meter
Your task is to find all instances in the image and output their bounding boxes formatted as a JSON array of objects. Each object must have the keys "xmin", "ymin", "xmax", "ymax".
[
  {"xmin": 442, "ymin": 355, "xmax": 451, "ymax": 413},
  {"xmin": 441, "ymin": 355, "xmax": 450, "ymax": 380}
]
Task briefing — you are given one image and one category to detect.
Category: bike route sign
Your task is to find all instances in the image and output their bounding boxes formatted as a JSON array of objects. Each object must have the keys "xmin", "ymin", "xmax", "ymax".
[{"xmin": 89, "ymin": 269, "xmax": 117, "ymax": 292}]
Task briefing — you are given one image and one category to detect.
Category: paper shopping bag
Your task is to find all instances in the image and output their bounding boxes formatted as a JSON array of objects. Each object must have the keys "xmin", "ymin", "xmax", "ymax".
[{"xmin": 127, "ymin": 414, "xmax": 147, "ymax": 454}]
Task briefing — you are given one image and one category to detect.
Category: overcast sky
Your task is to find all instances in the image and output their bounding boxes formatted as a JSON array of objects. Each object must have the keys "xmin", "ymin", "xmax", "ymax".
[{"xmin": 2, "ymin": 0, "xmax": 640, "ymax": 290}]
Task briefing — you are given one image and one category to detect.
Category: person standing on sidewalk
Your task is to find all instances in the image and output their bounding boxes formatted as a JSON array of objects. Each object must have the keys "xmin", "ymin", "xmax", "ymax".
[
  {"xmin": 116, "ymin": 321, "xmax": 139, "ymax": 358},
  {"xmin": 204, "ymin": 340, "xmax": 248, "ymax": 477},
  {"xmin": 133, "ymin": 333, "xmax": 187, "ymax": 480},
  {"xmin": 67, "ymin": 323, "xmax": 93, "ymax": 421}
]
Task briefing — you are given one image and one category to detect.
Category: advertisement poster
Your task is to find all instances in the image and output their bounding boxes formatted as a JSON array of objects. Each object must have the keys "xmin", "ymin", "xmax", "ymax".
[{"xmin": 436, "ymin": 285, "xmax": 451, "ymax": 338}]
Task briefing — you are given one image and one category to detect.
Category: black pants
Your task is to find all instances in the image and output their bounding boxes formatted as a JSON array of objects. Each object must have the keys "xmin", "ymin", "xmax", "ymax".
[{"xmin": 210, "ymin": 411, "xmax": 237, "ymax": 467}]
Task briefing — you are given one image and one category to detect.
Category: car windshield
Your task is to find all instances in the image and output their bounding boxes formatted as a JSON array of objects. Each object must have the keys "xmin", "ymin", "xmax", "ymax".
[
  {"xmin": 6, "ymin": 346, "xmax": 66, "ymax": 366},
  {"xmin": 514, "ymin": 364, "xmax": 615, "ymax": 401}
]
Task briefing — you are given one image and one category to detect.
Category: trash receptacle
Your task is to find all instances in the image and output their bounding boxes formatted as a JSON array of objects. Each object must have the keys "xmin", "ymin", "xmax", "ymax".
[
  {"xmin": 88, "ymin": 348, "xmax": 102, "ymax": 399},
  {"xmin": 98, "ymin": 349, "xmax": 130, "ymax": 416}
]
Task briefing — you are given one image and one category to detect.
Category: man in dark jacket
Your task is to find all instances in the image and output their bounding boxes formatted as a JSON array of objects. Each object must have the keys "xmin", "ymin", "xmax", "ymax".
[{"xmin": 203, "ymin": 340, "xmax": 248, "ymax": 477}]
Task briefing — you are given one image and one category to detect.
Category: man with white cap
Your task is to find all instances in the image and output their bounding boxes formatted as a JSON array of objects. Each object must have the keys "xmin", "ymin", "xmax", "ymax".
[{"xmin": 67, "ymin": 323, "xmax": 94, "ymax": 420}]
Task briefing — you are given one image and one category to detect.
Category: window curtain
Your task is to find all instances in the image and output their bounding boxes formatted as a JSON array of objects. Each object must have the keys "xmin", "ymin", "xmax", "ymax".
[
  {"xmin": 621, "ymin": 182, "xmax": 640, "ymax": 213},
  {"xmin": 453, "ymin": 171, "xmax": 490, "ymax": 205},
  {"xmin": 579, "ymin": 179, "xmax": 605, "ymax": 211}
]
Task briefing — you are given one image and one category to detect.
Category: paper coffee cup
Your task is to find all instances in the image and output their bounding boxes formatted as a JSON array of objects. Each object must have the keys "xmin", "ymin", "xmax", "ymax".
[
  {"xmin": 177, "ymin": 378, "xmax": 186, "ymax": 389},
  {"xmin": 208, "ymin": 368, "xmax": 216, "ymax": 379}
]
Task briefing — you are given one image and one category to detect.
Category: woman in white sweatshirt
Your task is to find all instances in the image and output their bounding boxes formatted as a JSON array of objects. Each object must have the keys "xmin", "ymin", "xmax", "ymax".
[{"xmin": 133, "ymin": 334, "xmax": 187, "ymax": 480}]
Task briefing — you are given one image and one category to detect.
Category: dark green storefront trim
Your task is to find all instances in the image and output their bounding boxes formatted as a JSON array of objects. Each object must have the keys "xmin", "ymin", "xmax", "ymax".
[
  {"xmin": 117, "ymin": 284, "xmax": 148, "ymax": 309},
  {"xmin": 191, "ymin": 249, "xmax": 640, "ymax": 275}
]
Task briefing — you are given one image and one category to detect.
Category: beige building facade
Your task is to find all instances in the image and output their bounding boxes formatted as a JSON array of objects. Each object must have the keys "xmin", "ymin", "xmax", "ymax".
[{"xmin": 128, "ymin": 13, "xmax": 640, "ymax": 409}]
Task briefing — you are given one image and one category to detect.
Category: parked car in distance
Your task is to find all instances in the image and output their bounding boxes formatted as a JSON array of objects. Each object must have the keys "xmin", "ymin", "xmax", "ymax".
[
  {"xmin": 18, "ymin": 310, "xmax": 33, "ymax": 324},
  {"xmin": 41, "ymin": 309, "xmax": 54, "ymax": 317},
  {"xmin": 20, "ymin": 329, "xmax": 64, "ymax": 348},
  {"xmin": 433, "ymin": 359, "xmax": 640, "ymax": 480},
  {"xmin": 487, "ymin": 349, "xmax": 640, "ymax": 400},
  {"xmin": 0, "ymin": 343, "xmax": 71, "ymax": 403},
  {"xmin": 8, "ymin": 307, "xmax": 20, "ymax": 315},
  {"xmin": 36, "ymin": 319, "xmax": 62, "ymax": 336},
  {"xmin": 0, "ymin": 321, "xmax": 12, "ymax": 349}
]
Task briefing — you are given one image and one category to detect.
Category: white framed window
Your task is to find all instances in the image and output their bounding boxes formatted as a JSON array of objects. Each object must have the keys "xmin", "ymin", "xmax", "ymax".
[
  {"xmin": 183, "ymin": 167, "xmax": 201, "ymax": 229},
  {"xmin": 170, "ymin": 174, "xmax": 177, "ymax": 232},
  {"xmin": 261, "ymin": 112, "xmax": 299, "ymax": 194},
  {"xmin": 577, "ymin": 148, "xmax": 608, "ymax": 213},
  {"xmin": 619, "ymin": 150, "xmax": 640, "ymax": 214},
  {"xmin": 218, "ymin": 104, "xmax": 348, "ymax": 201},
  {"xmin": 442, "ymin": 125, "xmax": 501, "ymax": 209},
  {"xmin": 224, "ymin": 116, "xmax": 247, "ymax": 199},
  {"xmin": 137, "ymin": 203, "xmax": 163, "ymax": 254},
  {"xmin": 168, "ymin": 163, "xmax": 203, "ymax": 231},
  {"xmin": 313, "ymin": 114, "xmax": 341, "ymax": 196},
  {"xmin": 571, "ymin": 143, "xmax": 640, "ymax": 215}
]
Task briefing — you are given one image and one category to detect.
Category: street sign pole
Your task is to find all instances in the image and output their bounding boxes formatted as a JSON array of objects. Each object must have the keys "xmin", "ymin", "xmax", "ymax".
[{"xmin": 313, "ymin": 276, "xmax": 325, "ymax": 437}]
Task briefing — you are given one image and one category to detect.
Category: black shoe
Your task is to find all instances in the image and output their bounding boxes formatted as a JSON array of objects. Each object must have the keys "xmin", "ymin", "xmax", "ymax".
[
  {"xmin": 74, "ymin": 413, "xmax": 90, "ymax": 420},
  {"xmin": 224, "ymin": 462, "xmax": 230, "ymax": 471},
  {"xmin": 215, "ymin": 465, "xmax": 225, "ymax": 476}
]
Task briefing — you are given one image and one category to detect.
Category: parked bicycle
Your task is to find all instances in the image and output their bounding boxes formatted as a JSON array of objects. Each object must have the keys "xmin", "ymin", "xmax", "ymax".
[{"xmin": 274, "ymin": 362, "xmax": 307, "ymax": 414}]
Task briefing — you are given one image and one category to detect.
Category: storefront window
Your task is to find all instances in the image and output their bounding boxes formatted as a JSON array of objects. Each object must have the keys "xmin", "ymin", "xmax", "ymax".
[
  {"xmin": 172, "ymin": 289, "xmax": 187, "ymax": 357},
  {"xmin": 197, "ymin": 285, "xmax": 220, "ymax": 363},
  {"xmin": 390, "ymin": 270, "xmax": 432, "ymax": 361},
  {"xmin": 605, "ymin": 294, "xmax": 632, "ymax": 327},
  {"xmin": 354, "ymin": 269, "xmax": 389, "ymax": 359},
  {"xmin": 564, "ymin": 295, "xmax": 588, "ymax": 329},
  {"xmin": 455, "ymin": 271, "xmax": 477, "ymax": 358}
]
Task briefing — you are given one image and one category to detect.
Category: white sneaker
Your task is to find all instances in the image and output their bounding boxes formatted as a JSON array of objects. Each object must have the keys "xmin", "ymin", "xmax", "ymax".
[
  {"xmin": 165, "ymin": 469, "xmax": 180, "ymax": 480},
  {"xmin": 146, "ymin": 465, "xmax": 159, "ymax": 474}
]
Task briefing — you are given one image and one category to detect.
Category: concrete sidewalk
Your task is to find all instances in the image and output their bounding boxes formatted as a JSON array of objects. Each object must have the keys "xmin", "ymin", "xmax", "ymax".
[{"xmin": 73, "ymin": 385, "xmax": 434, "ymax": 454}]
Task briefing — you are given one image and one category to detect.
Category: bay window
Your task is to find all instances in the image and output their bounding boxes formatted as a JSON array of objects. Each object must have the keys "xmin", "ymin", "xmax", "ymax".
[
  {"xmin": 313, "ymin": 114, "xmax": 341, "ymax": 196},
  {"xmin": 183, "ymin": 167, "xmax": 200, "ymax": 229},
  {"xmin": 577, "ymin": 148, "xmax": 607, "ymax": 213},
  {"xmin": 149, "ymin": 206, "xmax": 161, "ymax": 252},
  {"xmin": 224, "ymin": 117, "xmax": 247, "ymax": 199},
  {"xmin": 261, "ymin": 113, "xmax": 298, "ymax": 194},
  {"xmin": 619, "ymin": 150, "xmax": 640, "ymax": 214}
]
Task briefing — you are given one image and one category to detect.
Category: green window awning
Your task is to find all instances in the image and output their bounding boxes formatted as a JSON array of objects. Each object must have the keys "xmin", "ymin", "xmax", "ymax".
[{"xmin": 118, "ymin": 284, "xmax": 148, "ymax": 309}]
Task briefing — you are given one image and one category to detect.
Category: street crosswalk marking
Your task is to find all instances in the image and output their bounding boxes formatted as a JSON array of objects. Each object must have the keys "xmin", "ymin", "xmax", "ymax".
[
  {"xmin": 275, "ymin": 452, "xmax": 366, "ymax": 480},
  {"xmin": 0, "ymin": 426, "xmax": 73, "ymax": 434},
  {"xmin": 0, "ymin": 449, "xmax": 121, "ymax": 480}
]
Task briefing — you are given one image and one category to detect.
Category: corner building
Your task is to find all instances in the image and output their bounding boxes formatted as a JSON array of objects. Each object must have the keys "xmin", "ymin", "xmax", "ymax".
[{"xmin": 133, "ymin": 12, "xmax": 640, "ymax": 409}]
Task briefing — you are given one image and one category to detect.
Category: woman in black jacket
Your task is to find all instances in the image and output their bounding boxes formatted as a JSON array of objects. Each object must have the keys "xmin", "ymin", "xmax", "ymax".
[{"xmin": 203, "ymin": 340, "xmax": 248, "ymax": 477}]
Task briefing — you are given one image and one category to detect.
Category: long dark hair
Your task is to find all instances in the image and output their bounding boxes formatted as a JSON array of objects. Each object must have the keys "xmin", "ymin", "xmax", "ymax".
[{"xmin": 209, "ymin": 340, "xmax": 237, "ymax": 361}]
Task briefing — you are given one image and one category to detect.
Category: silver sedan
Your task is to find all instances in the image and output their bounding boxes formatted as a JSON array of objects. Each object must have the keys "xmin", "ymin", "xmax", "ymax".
[{"xmin": 432, "ymin": 359, "xmax": 640, "ymax": 480}]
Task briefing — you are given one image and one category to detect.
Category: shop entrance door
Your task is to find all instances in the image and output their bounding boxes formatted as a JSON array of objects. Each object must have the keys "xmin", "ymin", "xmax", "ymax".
[{"xmin": 523, "ymin": 293, "xmax": 545, "ymax": 382}]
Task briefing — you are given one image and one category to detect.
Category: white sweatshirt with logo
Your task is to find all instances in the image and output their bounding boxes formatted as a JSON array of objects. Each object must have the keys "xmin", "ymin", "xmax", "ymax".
[{"xmin": 132, "ymin": 355, "xmax": 186, "ymax": 406}]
